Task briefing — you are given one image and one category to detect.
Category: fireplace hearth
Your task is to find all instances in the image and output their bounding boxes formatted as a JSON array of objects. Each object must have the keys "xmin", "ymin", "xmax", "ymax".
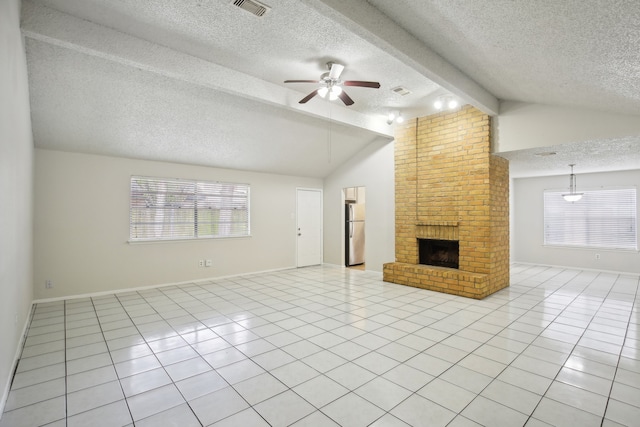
[{"xmin": 419, "ymin": 239, "xmax": 459, "ymax": 269}]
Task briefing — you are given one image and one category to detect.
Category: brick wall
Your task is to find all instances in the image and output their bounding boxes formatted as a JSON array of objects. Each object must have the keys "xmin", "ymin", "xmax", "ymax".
[{"xmin": 383, "ymin": 105, "xmax": 510, "ymax": 299}]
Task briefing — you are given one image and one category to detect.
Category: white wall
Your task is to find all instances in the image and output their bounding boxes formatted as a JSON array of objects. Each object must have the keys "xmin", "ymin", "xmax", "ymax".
[
  {"xmin": 0, "ymin": 0, "xmax": 35, "ymax": 412},
  {"xmin": 513, "ymin": 169, "xmax": 640, "ymax": 273},
  {"xmin": 323, "ymin": 138, "xmax": 395, "ymax": 271},
  {"xmin": 494, "ymin": 101, "xmax": 640, "ymax": 153},
  {"xmin": 34, "ymin": 149, "xmax": 322, "ymax": 299}
]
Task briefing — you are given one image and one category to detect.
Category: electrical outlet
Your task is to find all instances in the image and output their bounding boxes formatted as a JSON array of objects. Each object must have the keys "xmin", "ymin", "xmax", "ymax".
[
  {"xmin": 45, "ymin": 280, "xmax": 53, "ymax": 289},
  {"xmin": 205, "ymin": 259, "xmax": 212, "ymax": 267},
  {"xmin": 595, "ymin": 253, "xmax": 601, "ymax": 260},
  {"xmin": 198, "ymin": 260, "xmax": 205, "ymax": 267}
]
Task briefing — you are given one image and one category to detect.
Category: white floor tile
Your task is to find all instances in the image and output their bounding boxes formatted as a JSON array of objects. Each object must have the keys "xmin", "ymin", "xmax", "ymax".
[
  {"xmin": 418, "ymin": 378, "xmax": 476, "ymax": 413},
  {"xmin": 270, "ymin": 360, "xmax": 320, "ymax": 388},
  {"xmin": 67, "ymin": 380, "xmax": 124, "ymax": 416},
  {"xmin": 290, "ymin": 410, "xmax": 341, "ymax": 426},
  {"xmin": 254, "ymin": 390, "xmax": 315, "ymax": 427},
  {"xmin": 0, "ymin": 396, "xmax": 66, "ymax": 427},
  {"xmin": 175, "ymin": 370, "xmax": 227, "ymax": 401},
  {"xmin": 353, "ymin": 351, "xmax": 399, "ymax": 375},
  {"xmin": 461, "ymin": 396, "xmax": 529, "ymax": 427},
  {"xmin": 4, "ymin": 378, "xmax": 65, "ymax": 411},
  {"xmin": 67, "ymin": 399, "xmax": 132, "ymax": 427},
  {"xmin": 233, "ymin": 372, "xmax": 288, "ymax": 405},
  {"xmin": 3, "ymin": 265, "xmax": 639, "ymax": 427},
  {"xmin": 532, "ymin": 397, "xmax": 602, "ymax": 427},
  {"xmin": 390, "ymin": 393, "xmax": 456, "ymax": 427},
  {"xmin": 480, "ymin": 379, "xmax": 542, "ymax": 414},
  {"xmin": 210, "ymin": 408, "xmax": 270, "ymax": 427},
  {"xmin": 355, "ymin": 376, "xmax": 412, "ymax": 411},
  {"xmin": 605, "ymin": 398, "xmax": 640, "ymax": 426},
  {"xmin": 293, "ymin": 375, "xmax": 349, "ymax": 408},
  {"xmin": 321, "ymin": 392, "xmax": 386, "ymax": 427},
  {"xmin": 66, "ymin": 365, "xmax": 118, "ymax": 393},
  {"xmin": 382, "ymin": 363, "xmax": 434, "ymax": 392},
  {"xmin": 127, "ymin": 384, "xmax": 185, "ymax": 421},
  {"xmin": 325, "ymin": 362, "xmax": 377, "ymax": 390},
  {"xmin": 120, "ymin": 367, "xmax": 172, "ymax": 397}
]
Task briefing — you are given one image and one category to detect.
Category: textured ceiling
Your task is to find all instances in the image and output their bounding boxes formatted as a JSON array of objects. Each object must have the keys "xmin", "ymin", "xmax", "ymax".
[
  {"xmin": 371, "ymin": 0, "xmax": 640, "ymax": 114},
  {"xmin": 498, "ymin": 137, "xmax": 640, "ymax": 178},
  {"xmin": 20, "ymin": 0, "xmax": 640, "ymax": 178}
]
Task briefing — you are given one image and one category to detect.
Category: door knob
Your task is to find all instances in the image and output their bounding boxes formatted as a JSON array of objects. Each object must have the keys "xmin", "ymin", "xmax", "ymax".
[{"xmin": 298, "ymin": 233, "xmax": 302, "ymax": 236}]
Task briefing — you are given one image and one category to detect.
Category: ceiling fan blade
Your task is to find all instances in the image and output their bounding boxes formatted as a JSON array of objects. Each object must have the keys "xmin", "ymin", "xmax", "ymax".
[
  {"xmin": 284, "ymin": 80, "xmax": 319, "ymax": 84},
  {"xmin": 299, "ymin": 90, "xmax": 319, "ymax": 104},
  {"xmin": 329, "ymin": 63, "xmax": 345, "ymax": 79},
  {"xmin": 338, "ymin": 90, "xmax": 354, "ymax": 106},
  {"xmin": 343, "ymin": 81, "xmax": 381, "ymax": 88}
]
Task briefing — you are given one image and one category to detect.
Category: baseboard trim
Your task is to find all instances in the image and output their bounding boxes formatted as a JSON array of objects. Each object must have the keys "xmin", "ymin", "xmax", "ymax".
[
  {"xmin": 512, "ymin": 261, "xmax": 640, "ymax": 277},
  {"xmin": 32, "ymin": 266, "xmax": 300, "ymax": 304},
  {"xmin": 0, "ymin": 303, "xmax": 35, "ymax": 419}
]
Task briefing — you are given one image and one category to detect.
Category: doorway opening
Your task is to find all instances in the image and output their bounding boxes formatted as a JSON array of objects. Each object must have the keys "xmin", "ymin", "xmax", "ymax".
[{"xmin": 344, "ymin": 186, "xmax": 365, "ymax": 269}]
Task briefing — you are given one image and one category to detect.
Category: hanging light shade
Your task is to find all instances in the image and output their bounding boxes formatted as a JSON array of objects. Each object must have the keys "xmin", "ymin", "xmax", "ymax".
[
  {"xmin": 317, "ymin": 86, "xmax": 329, "ymax": 98},
  {"xmin": 562, "ymin": 164, "xmax": 583, "ymax": 202},
  {"xmin": 328, "ymin": 85, "xmax": 342, "ymax": 100}
]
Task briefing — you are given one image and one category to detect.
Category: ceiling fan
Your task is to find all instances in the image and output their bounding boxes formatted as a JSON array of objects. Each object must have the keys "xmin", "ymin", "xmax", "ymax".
[{"xmin": 284, "ymin": 62, "xmax": 380, "ymax": 106}]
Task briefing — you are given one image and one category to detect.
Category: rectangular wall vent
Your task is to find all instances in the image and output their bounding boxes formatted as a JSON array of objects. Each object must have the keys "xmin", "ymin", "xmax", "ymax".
[
  {"xmin": 391, "ymin": 86, "xmax": 411, "ymax": 96},
  {"xmin": 232, "ymin": 0, "xmax": 271, "ymax": 17}
]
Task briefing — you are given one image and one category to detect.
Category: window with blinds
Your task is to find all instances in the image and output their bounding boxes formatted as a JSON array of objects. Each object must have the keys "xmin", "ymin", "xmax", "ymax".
[
  {"xmin": 130, "ymin": 176, "xmax": 250, "ymax": 241},
  {"xmin": 543, "ymin": 187, "xmax": 637, "ymax": 250}
]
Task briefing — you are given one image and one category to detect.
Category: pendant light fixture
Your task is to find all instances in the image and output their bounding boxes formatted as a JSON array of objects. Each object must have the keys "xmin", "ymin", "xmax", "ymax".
[{"xmin": 562, "ymin": 164, "xmax": 583, "ymax": 202}]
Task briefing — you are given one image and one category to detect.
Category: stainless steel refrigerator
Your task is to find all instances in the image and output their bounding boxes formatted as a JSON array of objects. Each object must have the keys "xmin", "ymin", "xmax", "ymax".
[{"xmin": 345, "ymin": 203, "xmax": 365, "ymax": 266}]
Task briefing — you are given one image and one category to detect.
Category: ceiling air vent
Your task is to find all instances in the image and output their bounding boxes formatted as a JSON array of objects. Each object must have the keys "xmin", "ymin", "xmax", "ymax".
[
  {"xmin": 232, "ymin": 0, "xmax": 271, "ymax": 17},
  {"xmin": 391, "ymin": 86, "xmax": 411, "ymax": 96}
]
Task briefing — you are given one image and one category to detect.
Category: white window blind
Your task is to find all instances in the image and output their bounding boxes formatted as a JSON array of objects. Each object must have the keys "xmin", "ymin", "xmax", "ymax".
[
  {"xmin": 130, "ymin": 176, "xmax": 250, "ymax": 241},
  {"xmin": 543, "ymin": 187, "xmax": 637, "ymax": 250}
]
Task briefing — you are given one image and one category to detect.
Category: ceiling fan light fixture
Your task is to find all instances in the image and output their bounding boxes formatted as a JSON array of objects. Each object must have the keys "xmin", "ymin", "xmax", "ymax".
[{"xmin": 284, "ymin": 62, "xmax": 379, "ymax": 106}]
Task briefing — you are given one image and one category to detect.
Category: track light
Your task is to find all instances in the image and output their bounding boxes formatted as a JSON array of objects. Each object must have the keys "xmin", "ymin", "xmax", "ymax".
[
  {"xmin": 434, "ymin": 95, "xmax": 460, "ymax": 111},
  {"xmin": 386, "ymin": 111, "xmax": 403, "ymax": 125}
]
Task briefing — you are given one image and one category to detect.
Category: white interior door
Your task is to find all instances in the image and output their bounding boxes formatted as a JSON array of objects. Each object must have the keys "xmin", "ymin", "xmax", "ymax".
[{"xmin": 296, "ymin": 188, "xmax": 322, "ymax": 267}]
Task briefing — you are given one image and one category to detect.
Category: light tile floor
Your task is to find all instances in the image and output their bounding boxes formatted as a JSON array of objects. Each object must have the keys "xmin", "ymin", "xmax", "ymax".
[{"xmin": 1, "ymin": 263, "xmax": 639, "ymax": 427}]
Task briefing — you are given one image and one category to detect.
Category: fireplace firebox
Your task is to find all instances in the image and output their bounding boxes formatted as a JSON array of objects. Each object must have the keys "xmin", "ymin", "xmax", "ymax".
[{"xmin": 418, "ymin": 239, "xmax": 459, "ymax": 269}]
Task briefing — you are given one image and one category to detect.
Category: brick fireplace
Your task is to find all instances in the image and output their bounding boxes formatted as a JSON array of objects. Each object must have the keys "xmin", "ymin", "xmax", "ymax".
[{"xmin": 383, "ymin": 106, "xmax": 509, "ymax": 299}]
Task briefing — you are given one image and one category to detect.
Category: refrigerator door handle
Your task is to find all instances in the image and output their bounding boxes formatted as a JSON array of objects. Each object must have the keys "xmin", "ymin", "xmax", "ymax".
[{"xmin": 349, "ymin": 205, "xmax": 354, "ymax": 238}]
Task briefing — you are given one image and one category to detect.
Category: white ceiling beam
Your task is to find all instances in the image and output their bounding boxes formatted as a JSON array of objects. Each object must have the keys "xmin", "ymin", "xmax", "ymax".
[
  {"xmin": 300, "ymin": 0, "xmax": 500, "ymax": 116},
  {"xmin": 21, "ymin": 1, "xmax": 394, "ymax": 138}
]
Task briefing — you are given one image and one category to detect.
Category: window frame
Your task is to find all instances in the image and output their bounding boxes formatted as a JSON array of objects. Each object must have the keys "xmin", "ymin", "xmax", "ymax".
[
  {"xmin": 129, "ymin": 175, "xmax": 250, "ymax": 243},
  {"xmin": 543, "ymin": 186, "xmax": 638, "ymax": 251}
]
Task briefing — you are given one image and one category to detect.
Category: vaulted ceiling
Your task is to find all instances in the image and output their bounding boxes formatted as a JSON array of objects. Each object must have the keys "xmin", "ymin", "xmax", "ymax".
[{"xmin": 21, "ymin": 0, "xmax": 640, "ymax": 178}]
